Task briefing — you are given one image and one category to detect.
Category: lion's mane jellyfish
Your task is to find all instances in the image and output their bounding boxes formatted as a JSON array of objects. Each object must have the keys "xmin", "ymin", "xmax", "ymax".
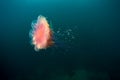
[{"xmin": 29, "ymin": 15, "xmax": 54, "ymax": 51}]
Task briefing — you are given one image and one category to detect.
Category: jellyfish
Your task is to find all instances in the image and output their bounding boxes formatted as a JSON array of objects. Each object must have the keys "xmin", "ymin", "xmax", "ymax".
[
  {"xmin": 29, "ymin": 15, "xmax": 75, "ymax": 52},
  {"xmin": 29, "ymin": 15, "xmax": 54, "ymax": 51}
]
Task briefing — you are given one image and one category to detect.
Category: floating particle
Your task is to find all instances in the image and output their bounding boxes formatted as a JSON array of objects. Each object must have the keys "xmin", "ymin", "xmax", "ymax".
[{"xmin": 29, "ymin": 15, "xmax": 54, "ymax": 51}]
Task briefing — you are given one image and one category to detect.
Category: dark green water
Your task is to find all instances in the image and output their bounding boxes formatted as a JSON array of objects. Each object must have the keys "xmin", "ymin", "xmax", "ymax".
[{"xmin": 0, "ymin": 0, "xmax": 120, "ymax": 80}]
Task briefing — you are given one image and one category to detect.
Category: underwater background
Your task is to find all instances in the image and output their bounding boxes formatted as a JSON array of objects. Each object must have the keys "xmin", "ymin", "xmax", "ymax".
[{"xmin": 0, "ymin": 0, "xmax": 120, "ymax": 80}]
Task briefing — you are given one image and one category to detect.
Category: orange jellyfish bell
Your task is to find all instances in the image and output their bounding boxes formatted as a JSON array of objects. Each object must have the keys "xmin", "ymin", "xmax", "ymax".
[{"xmin": 30, "ymin": 15, "xmax": 54, "ymax": 51}]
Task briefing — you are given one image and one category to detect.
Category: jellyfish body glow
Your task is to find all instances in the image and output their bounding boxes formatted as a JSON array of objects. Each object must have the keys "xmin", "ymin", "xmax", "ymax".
[{"xmin": 29, "ymin": 15, "xmax": 54, "ymax": 51}]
